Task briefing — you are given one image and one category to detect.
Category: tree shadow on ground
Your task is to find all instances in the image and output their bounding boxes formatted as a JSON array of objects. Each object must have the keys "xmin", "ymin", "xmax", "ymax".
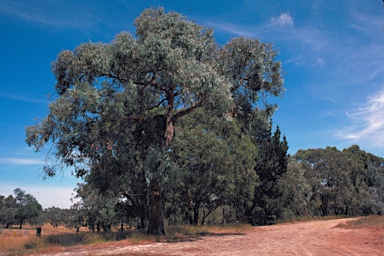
[
  {"xmin": 165, "ymin": 232, "xmax": 245, "ymax": 243},
  {"xmin": 46, "ymin": 230, "xmax": 132, "ymax": 246}
]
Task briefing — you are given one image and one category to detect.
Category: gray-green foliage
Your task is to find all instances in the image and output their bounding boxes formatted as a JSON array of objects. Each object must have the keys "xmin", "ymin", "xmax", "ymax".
[
  {"xmin": 0, "ymin": 188, "xmax": 43, "ymax": 229},
  {"xmin": 25, "ymin": 7, "xmax": 235, "ymax": 181},
  {"xmin": 44, "ymin": 206, "xmax": 65, "ymax": 228},
  {"xmin": 289, "ymin": 146, "xmax": 384, "ymax": 217},
  {"xmin": 14, "ymin": 188, "xmax": 43, "ymax": 228},
  {"xmin": 279, "ymin": 158, "xmax": 313, "ymax": 217},
  {"xmin": 0, "ymin": 196, "xmax": 17, "ymax": 228},
  {"xmin": 25, "ymin": 7, "xmax": 283, "ymax": 178},
  {"xmin": 72, "ymin": 183, "xmax": 118, "ymax": 232},
  {"xmin": 25, "ymin": 8, "xmax": 284, "ymax": 231},
  {"xmin": 168, "ymin": 109, "xmax": 257, "ymax": 225}
]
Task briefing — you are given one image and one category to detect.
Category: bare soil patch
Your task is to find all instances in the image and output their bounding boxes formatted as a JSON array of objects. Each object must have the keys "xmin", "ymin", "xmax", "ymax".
[{"xmin": 30, "ymin": 218, "xmax": 384, "ymax": 256}]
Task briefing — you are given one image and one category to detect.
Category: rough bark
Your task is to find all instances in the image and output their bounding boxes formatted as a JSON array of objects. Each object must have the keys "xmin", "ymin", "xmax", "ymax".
[
  {"xmin": 164, "ymin": 88, "xmax": 175, "ymax": 148},
  {"xmin": 146, "ymin": 89, "xmax": 175, "ymax": 235},
  {"xmin": 193, "ymin": 205, "xmax": 199, "ymax": 225},
  {"xmin": 147, "ymin": 179, "xmax": 166, "ymax": 235}
]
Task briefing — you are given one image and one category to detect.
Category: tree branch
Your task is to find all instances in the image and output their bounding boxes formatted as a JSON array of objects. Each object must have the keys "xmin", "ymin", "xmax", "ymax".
[
  {"xmin": 172, "ymin": 102, "xmax": 201, "ymax": 122},
  {"xmin": 146, "ymin": 97, "xmax": 167, "ymax": 111}
]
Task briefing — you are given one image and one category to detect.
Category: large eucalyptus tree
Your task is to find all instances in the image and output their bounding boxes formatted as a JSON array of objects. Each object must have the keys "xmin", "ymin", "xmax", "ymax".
[{"xmin": 26, "ymin": 8, "xmax": 284, "ymax": 234}]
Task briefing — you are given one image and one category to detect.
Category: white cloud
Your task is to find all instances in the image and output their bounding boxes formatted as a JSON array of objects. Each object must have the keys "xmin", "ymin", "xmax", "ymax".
[
  {"xmin": 0, "ymin": 158, "xmax": 45, "ymax": 165},
  {"xmin": 270, "ymin": 13, "xmax": 294, "ymax": 27},
  {"xmin": 337, "ymin": 90, "xmax": 384, "ymax": 147}
]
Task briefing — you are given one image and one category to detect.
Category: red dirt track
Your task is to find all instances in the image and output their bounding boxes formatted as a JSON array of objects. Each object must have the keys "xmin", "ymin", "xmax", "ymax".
[{"xmin": 35, "ymin": 218, "xmax": 384, "ymax": 256}]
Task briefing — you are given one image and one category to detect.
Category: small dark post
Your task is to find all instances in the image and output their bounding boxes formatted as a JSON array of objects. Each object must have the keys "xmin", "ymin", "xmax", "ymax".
[{"xmin": 36, "ymin": 227, "xmax": 42, "ymax": 237}]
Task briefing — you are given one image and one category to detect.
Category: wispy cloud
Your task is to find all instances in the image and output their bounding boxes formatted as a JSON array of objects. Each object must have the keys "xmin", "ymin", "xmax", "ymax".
[
  {"xmin": 315, "ymin": 58, "xmax": 325, "ymax": 66},
  {"xmin": 203, "ymin": 20, "xmax": 256, "ymax": 37},
  {"xmin": 0, "ymin": 1, "xmax": 100, "ymax": 30},
  {"xmin": 270, "ymin": 13, "xmax": 294, "ymax": 27},
  {"xmin": 205, "ymin": 12, "xmax": 327, "ymax": 54},
  {"xmin": 0, "ymin": 92, "xmax": 48, "ymax": 104},
  {"xmin": 337, "ymin": 90, "xmax": 384, "ymax": 147},
  {"xmin": 350, "ymin": 10, "xmax": 383, "ymax": 38},
  {"xmin": 204, "ymin": 13, "xmax": 294, "ymax": 38},
  {"xmin": 0, "ymin": 158, "xmax": 45, "ymax": 165}
]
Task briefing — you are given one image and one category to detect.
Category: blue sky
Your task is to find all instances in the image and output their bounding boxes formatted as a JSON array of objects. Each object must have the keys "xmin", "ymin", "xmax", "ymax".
[{"xmin": 0, "ymin": 0, "xmax": 383, "ymax": 209}]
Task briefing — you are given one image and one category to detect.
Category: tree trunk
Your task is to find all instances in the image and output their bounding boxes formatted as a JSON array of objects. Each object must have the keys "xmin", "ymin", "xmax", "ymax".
[
  {"xmin": 222, "ymin": 207, "xmax": 226, "ymax": 225},
  {"xmin": 147, "ymin": 179, "xmax": 166, "ymax": 235},
  {"xmin": 201, "ymin": 208, "xmax": 207, "ymax": 225},
  {"xmin": 146, "ymin": 89, "xmax": 174, "ymax": 235},
  {"xmin": 164, "ymin": 87, "xmax": 175, "ymax": 146},
  {"xmin": 193, "ymin": 204, "xmax": 199, "ymax": 225},
  {"xmin": 138, "ymin": 171, "xmax": 148, "ymax": 230},
  {"xmin": 140, "ymin": 216, "xmax": 146, "ymax": 229},
  {"xmin": 244, "ymin": 206, "xmax": 255, "ymax": 225},
  {"xmin": 188, "ymin": 212, "xmax": 193, "ymax": 225}
]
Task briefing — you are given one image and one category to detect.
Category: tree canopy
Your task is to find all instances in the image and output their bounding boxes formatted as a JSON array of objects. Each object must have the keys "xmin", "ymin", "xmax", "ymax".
[{"xmin": 26, "ymin": 7, "xmax": 284, "ymax": 234}]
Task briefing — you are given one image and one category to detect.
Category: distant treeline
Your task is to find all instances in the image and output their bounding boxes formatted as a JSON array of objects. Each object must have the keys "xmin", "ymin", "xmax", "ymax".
[{"xmin": 1, "ymin": 144, "xmax": 383, "ymax": 231}]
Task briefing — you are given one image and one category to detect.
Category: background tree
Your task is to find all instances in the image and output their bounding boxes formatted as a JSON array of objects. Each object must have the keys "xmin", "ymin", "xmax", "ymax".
[
  {"xmin": 278, "ymin": 158, "xmax": 312, "ymax": 218},
  {"xmin": 342, "ymin": 145, "xmax": 384, "ymax": 214},
  {"xmin": 215, "ymin": 37, "xmax": 285, "ymax": 224},
  {"xmin": 44, "ymin": 207, "xmax": 65, "ymax": 229},
  {"xmin": 13, "ymin": 188, "xmax": 43, "ymax": 229},
  {"xmin": 0, "ymin": 195, "xmax": 17, "ymax": 228},
  {"xmin": 222, "ymin": 120, "xmax": 258, "ymax": 223},
  {"xmin": 72, "ymin": 183, "xmax": 118, "ymax": 232},
  {"xmin": 169, "ymin": 113, "xmax": 226, "ymax": 225},
  {"xmin": 293, "ymin": 146, "xmax": 382, "ymax": 217},
  {"xmin": 169, "ymin": 109, "xmax": 246, "ymax": 225},
  {"xmin": 62, "ymin": 207, "xmax": 85, "ymax": 231},
  {"xmin": 0, "ymin": 189, "xmax": 42, "ymax": 229},
  {"xmin": 250, "ymin": 124, "xmax": 289, "ymax": 224}
]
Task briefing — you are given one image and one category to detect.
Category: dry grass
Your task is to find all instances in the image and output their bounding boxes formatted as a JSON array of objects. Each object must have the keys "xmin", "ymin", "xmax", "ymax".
[
  {"xmin": 0, "ymin": 224, "xmax": 132, "ymax": 255},
  {"xmin": 337, "ymin": 215, "xmax": 384, "ymax": 229},
  {"xmin": 0, "ymin": 228, "xmax": 62, "ymax": 255},
  {"xmin": 3, "ymin": 218, "xmax": 384, "ymax": 255},
  {"xmin": 284, "ymin": 215, "xmax": 352, "ymax": 224},
  {"xmin": 0, "ymin": 223, "xmax": 253, "ymax": 255},
  {"xmin": 167, "ymin": 223, "xmax": 252, "ymax": 235},
  {"xmin": 160, "ymin": 223, "xmax": 252, "ymax": 243}
]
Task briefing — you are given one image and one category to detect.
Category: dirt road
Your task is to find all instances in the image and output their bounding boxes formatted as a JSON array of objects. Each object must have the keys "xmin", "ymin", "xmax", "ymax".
[{"xmin": 38, "ymin": 218, "xmax": 384, "ymax": 256}]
